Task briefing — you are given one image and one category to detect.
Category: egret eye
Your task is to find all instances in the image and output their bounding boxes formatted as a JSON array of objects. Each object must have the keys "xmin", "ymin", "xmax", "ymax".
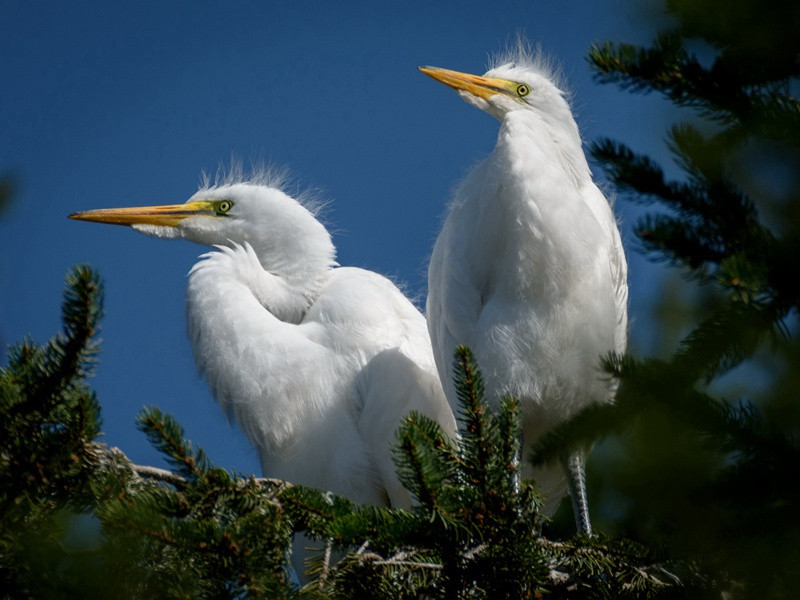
[
  {"xmin": 216, "ymin": 200, "xmax": 234, "ymax": 215},
  {"xmin": 516, "ymin": 84, "xmax": 531, "ymax": 97}
]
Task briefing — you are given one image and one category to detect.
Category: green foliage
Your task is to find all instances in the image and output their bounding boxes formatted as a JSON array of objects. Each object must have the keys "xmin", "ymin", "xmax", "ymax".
[
  {"xmin": 98, "ymin": 410, "xmax": 295, "ymax": 598},
  {"xmin": 302, "ymin": 347, "xmax": 694, "ymax": 599},
  {"xmin": 137, "ymin": 405, "xmax": 213, "ymax": 480},
  {"xmin": 0, "ymin": 265, "xmax": 104, "ymax": 596},
  {"xmin": 1, "ymin": 266, "xmax": 103, "ymax": 500},
  {"xmin": 1, "ymin": 275, "xmax": 689, "ymax": 598},
  {"xmin": 534, "ymin": 1, "xmax": 800, "ymax": 597}
]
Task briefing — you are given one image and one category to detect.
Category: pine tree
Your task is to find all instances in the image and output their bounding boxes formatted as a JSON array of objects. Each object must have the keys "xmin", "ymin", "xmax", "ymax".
[
  {"xmin": 532, "ymin": 1, "xmax": 800, "ymax": 597},
  {"xmin": 2, "ymin": 268, "xmax": 692, "ymax": 598},
  {"xmin": 305, "ymin": 346, "xmax": 696, "ymax": 599},
  {"xmin": 1, "ymin": 265, "xmax": 108, "ymax": 597}
]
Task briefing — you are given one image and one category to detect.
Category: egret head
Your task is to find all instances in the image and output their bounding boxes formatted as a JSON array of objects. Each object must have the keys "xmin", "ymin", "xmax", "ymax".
[
  {"xmin": 419, "ymin": 48, "xmax": 573, "ymax": 126},
  {"xmin": 69, "ymin": 173, "xmax": 336, "ymax": 273}
]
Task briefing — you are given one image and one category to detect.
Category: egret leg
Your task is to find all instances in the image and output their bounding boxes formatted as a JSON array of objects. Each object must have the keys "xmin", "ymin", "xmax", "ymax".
[
  {"xmin": 562, "ymin": 449, "xmax": 592, "ymax": 536},
  {"xmin": 513, "ymin": 432, "xmax": 522, "ymax": 496}
]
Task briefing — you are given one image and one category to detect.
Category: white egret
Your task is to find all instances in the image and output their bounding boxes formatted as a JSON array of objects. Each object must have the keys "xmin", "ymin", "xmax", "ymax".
[
  {"xmin": 69, "ymin": 169, "xmax": 457, "ymax": 572},
  {"xmin": 421, "ymin": 49, "xmax": 628, "ymax": 535}
]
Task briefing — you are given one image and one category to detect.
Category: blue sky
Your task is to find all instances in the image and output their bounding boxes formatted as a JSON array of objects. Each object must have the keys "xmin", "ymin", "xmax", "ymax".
[{"xmin": 1, "ymin": 1, "xmax": 677, "ymax": 474}]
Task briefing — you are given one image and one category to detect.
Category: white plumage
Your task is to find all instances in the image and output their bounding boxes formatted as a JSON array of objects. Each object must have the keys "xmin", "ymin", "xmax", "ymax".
[
  {"xmin": 422, "ymin": 48, "xmax": 627, "ymax": 533},
  {"xmin": 70, "ymin": 170, "xmax": 457, "ymax": 574}
]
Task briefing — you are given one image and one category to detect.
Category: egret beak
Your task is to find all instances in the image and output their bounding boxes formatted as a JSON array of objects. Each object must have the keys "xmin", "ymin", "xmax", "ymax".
[
  {"xmin": 419, "ymin": 66, "xmax": 515, "ymax": 101},
  {"xmin": 69, "ymin": 201, "xmax": 217, "ymax": 228}
]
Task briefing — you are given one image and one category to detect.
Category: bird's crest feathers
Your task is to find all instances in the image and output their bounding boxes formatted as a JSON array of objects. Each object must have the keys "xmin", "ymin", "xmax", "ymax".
[
  {"xmin": 488, "ymin": 38, "xmax": 570, "ymax": 98},
  {"xmin": 198, "ymin": 160, "xmax": 330, "ymax": 219}
]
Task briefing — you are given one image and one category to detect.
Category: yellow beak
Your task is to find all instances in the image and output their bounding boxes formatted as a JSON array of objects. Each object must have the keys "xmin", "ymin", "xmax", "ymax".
[
  {"xmin": 69, "ymin": 201, "xmax": 217, "ymax": 228},
  {"xmin": 418, "ymin": 66, "xmax": 515, "ymax": 101}
]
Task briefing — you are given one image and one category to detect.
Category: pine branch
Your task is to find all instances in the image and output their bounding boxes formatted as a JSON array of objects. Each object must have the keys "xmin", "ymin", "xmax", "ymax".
[
  {"xmin": 136, "ymin": 405, "xmax": 212, "ymax": 480},
  {"xmin": 672, "ymin": 301, "xmax": 777, "ymax": 380},
  {"xmin": 453, "ymin": 345, "xmax": 494, "ymax": 498},
  {"xmin": 88, "ymin": 441, "xmax": 288, "ymax": 492},
  {"xmin": 1, "ymin": 266, "xmax": 104, "ymax": 521},
  {"xmin": 591, "ymin": 136, "xmax": 769, "ymax": 285},
  {"xmin": 531, "ymin": 340, "xmax": 794, "ymax": 473},
  {"xmin": 92, "ymin": 435, "xmax": 294, "ymax": 597},
  {"xmin": 588, "ymin": 34, "xmax": 799, "ymax": 132},
  {"xmin": 354, "ymin": 547, "xmax": 444, "ymax": 572},
  {"xmin": 4, "ymin": 266, "xmax": 102, "ymax": 416},
  {"xmin": 590, "ymin": 138, "xmax": 684, "ymax": 205},
  {"xmin": 496, "ymin": 396, "xmax": 523, "ymax": 491},
  {"xmin": 394, "ymin": 412, "xmax": 448, "ymax": 505}
]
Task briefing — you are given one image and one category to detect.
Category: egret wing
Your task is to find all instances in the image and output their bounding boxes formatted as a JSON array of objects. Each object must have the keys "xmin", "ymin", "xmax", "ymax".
[
  {"xmin": 187, "ymin": 245, "xmax": 343, "ymax": 452},
  {"xmin": 354, "ymin": 348, "xmax": 457, "ymax": 508}
]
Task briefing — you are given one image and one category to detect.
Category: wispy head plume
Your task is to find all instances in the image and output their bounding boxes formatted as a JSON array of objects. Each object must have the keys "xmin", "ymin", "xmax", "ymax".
[
  {"xmin": 198, "ymin": 157, "xmax": 329, "ymax": 218},
  {"xmin": 489, "ymin": 35, "xmax": 569, "ymax": 95}
]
